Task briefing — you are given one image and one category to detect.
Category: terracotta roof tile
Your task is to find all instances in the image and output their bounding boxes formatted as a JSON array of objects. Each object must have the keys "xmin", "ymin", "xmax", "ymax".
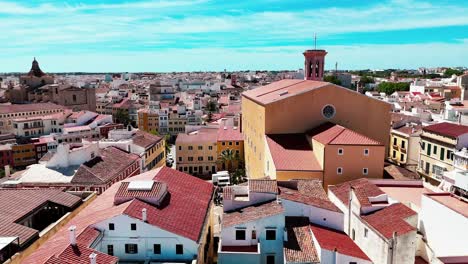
[
  {"xmin": 133, "ymin": 130, "xmax": 163, "ymax": 149},
  {"xmin": 284, "ymin": 217, "xmax": 320, "ymax": 263},
  {"xmin": 310, "ymin": 223, "xmax": 370, "ymax": 261},
  {"xmin": 278, "ymin": 180, "xmax": 341, "ymax": 212},
  {"xmin": 361, "ymin": 203, "xmax": 417, "ymax": 238},
  {"xmin": 55, "ymin": 244, "xmax": 118, "ymax": 264},
  {"xmin": 0, "ymin": 189, "xmax": 81, "ymax": 246},
  {"xmin": 242, "ymin": 80, "xmax": 330, "ymax": 105},
  {"xmin": 72, "ymin": 146, "xmax": 139, "ymax": 185},
  {"xmin": 328, "ymin": 178, "xmax": 385, "ymax": 207},
  {"xmin": 309, "ymin": 122, "xmax": 382, "ymax": 145},
  {"xmin": 0, "ymin": 103, "xmax": 66, "ymax": 115},
  {"xmin": 217, "ymin": 126, "xmax": 243, "ymax": 141},
  {"xmin": 114, "ymin": 181, "xmax": 167, "ymax": 206},
  {"xmin": 423, "ymin": 122, "xmax": 468, "ymax": 138},
  {"xmin": 266, "ymin": 134, "xmax": 321, "ymax": 171},
  {"xmin": 249, "ymin": 179, "xmax": 278, "ymax": 194},
  {"xmin": 223, "ymin": 200, "xmax": 284, "ymax": 228}
]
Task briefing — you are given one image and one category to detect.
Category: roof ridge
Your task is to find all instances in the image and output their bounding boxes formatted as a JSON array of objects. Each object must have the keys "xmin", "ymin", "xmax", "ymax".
[
  {"xmin": 256, "ymin": 79, "xmax": 306, "ymax": 98},
  {"xmin": 328, "ymin": 125, "xmax": 345, "ymax": 144}
]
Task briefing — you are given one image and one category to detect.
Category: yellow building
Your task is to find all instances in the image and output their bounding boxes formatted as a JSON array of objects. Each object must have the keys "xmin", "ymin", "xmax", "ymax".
[
  {"xmin": 168, "ymin": 112, "xmax": 187, "ymax": 135},
  {"xmin": 175, "ymin": 127, "xmax": 218, "ymax": 177},
  {"xmin": 418, "ymin": 122, "xmax": 467, "ymax": 185},
  {"xmin": 389, "ymin": 123, "xmax": 422, "ymax": 172},
  {"xmin": 133, "ymin": 130, "xmax": 166, "ymax": 170},
  {"xmin": 242, "ymin": 79, "xmax": 391, "ymax": 181},
  {"xmin": 217, "ymin": 125, "xmax": 244, "ymax": 171},
  {"xmin": 138, "ymin": 109, "xmax": 160, "ymax": 133},
  {"xmin": 12, "ymin": 143, "xmax": 37, "ymax": 168}
]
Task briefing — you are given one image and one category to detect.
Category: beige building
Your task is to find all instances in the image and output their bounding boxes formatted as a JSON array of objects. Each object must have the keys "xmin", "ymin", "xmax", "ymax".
[
  {"xmin": 242, "ymin": 78, "xmax": 391, "ymax": 181},
  {"xmin": 176, "ymin": 127, "xmax": 218, "ymax": 177},
  {"xmin": 0, "ymin": 103, "xmax": 67, "ymax": 134},
  {"xmin": 389, "ymin": 123, "xmax": 423, "ymax": 172},
  {"xmin": 418, "ymin": 122, "xmax": 468, "ymax": 185}
]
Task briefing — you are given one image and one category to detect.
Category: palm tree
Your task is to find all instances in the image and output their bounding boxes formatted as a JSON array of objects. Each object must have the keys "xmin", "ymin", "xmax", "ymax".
[{"xmin": 219, "ymin": 149, "xmax": 236, "ymax": 172}]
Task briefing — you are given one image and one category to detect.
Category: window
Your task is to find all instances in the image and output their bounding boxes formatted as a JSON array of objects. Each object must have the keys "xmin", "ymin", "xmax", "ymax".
[
  {"xmin": 179, "ymin": 146, "xmax": 182, "ymax": 151},
  {"xmin": 72, "ymin": 94, "xmax": 77, "ymax": 102},
  {"xmin": 208, "ymin": 156, "xmax": 213, "ymax": 161},
  {"xmin": 198, "ymin": 146, "xmax": 203, "ymax": 150},
  {"xmin": 266, "ymin": 229, "xmax": 276, "ymax": 240},
  {"xmin": 447, "ymin": 150, "xmax": 453, "ymax": 160},
  {"xmin": 364, "ymin": 149, "xmax": 369, "ymax": 156},
  {"xmin": 363, "ymin": 168, "xmax": 368, "ymax": 175},
  {"xmin": 222, "ymin": 142, "xmax": 225, "ymax": 146},
  {"xmin": 198, "ymin": 156, "xmax": 203, "ymax": 161},
  {"xmin": 337, "ymin": 167, "xmax": 343, "ymax": 174},
  {"xmin": 440, "ymin": 148, "xmax": 445, "ymax": 161},
  {"xmin": 229, "ymin": 142, "xmax": 232, "ymax": 146},
  {"xmin": 352, "ymin": 229, "xmax": 355, "ymax": 240},
  {"xmin": 433, "ymin": 145, "xmax": 437, "ymax": 155},
  {"xmin": 251, "ymin": 230, "xmax": 257, "ymax": 239},
  {"xmin": 427, "ymin": 144, "xmax": 432, "ymax": 155},
  {"xmin": 188, "ymin": 157, "xmax": 194, "ymax": 161},
  {"xmin": 131, "ymin": 223, "xmax": 137, "ymax": 230},
  {"xmin": 108, "ymin": 223, "xmax": 115, "ymax": 230},
  {"xmin": 208, "ymin": 146, "xmax": 213, "ymax": 150},
  {"xmin": 153, "ymin": 244, "xmax": 161, "ymax": 254},
  {"xmin": 364, "ymin": 228, "xmax": 368, "ymax": 238},
  {"xmin": 421, "ymin": 142, "xmax": 425, "ymax": 150},
  {"xmin": 400, "ymin": 154, "xmax": 404, "ymax": 162},
  {"xmin": 266, "ymin": 255, "xmax": 275, "ymax": 264},
  {"xmin": 107, "ymin": 245, "xmax": 114, "ymax": 256},
  {"xmin": 322, "ymin": 104, "xmax": 336, "ymax": 119},
  {"xmin": 392, "ymin": 150, "xmax": 396, "ymax": 158},
  {"xmin": 176, "ymin": 244, "xmax": 183, "ymax": 255},
  {"xmin": 401, "ymin": 140, "xmax": 406, "ymax": 149},
  {"xmin": 236, "ymin": 230, "xmax": 246, "ymax": 240},
  {"xmin": 236, "ymin": 142, "xmax": 240, "ymax": 146},
  {"xmin": 125, "ymin": 244, "xmax": 138, "ymax": 254},
  {"xmin": 338, "ymin": 148, "xmax": 344, "ymax": 155},
  {"xmin": 188, "ymin": 146, "xmax": 193, "ymax": 150},
  {"xmin": 393, "ymin": 138, "xmax": 397, "ymax": 146}
]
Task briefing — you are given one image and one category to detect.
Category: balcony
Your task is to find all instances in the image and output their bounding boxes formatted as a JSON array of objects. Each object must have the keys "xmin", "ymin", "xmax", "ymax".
[
  {"xmin": 23, "ymin": 124, "xmax": 44, "ymax": 130},
  {"xmin": 218, "ymin": 241, "xmax": 261, "ymax": 264}
]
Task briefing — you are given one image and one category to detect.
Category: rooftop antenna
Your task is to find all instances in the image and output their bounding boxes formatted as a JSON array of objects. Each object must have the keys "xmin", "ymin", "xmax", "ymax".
[{"xmin": 314, "ymin": 33, "xmax": 317, "ymax": 50}]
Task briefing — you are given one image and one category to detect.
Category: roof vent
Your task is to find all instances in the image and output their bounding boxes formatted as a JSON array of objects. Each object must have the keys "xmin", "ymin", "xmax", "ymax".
[
  {"xmin": 224, "ymin": 126, "xmax": 227, "ymax": 130},
  {"xmin": 279, "ymin": 91, "xmax": 288, "ymax": 96}
]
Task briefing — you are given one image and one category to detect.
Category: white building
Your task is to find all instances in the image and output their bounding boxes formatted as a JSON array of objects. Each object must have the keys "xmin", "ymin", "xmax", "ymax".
[
  {"xmin": 328, "ymin": 178, "xmax": 418, "ymax": 264},
  {"xmin": 418, "ymin": 193, "xmax": 468, "ymax": 264}
]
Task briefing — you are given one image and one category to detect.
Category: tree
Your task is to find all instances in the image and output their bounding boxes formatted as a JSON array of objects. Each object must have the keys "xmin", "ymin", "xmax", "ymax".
[
  {"xmin": 219, "ymin": 149, "xmax": 236, "ymax": 172},
  {"xmin": 360, "ymin": 76, "xmax": 375, "ymax": 84},
  {"xmin": 206, "ymin": 100, "xmax": 218, "ymax": 112},
  {"xmin": 324, "ymin": 75, "xmax": 342, "ymax": 85},
  {"xmin": 114, "ymin": 109, "xmax": 131, "ymax": 126},
  {"xmin": 377, "ymin": 82, "xmax": 410, "ymax": 95},
  {"xmin": 443, "ymin": 68, "xmax": 463, "ymax": 78}
]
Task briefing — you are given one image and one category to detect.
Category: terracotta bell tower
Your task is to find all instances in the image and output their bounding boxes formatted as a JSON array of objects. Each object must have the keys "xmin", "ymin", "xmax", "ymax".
[{"xmin": 303, "ymin": 36, "xmax": 327, "ymax": 81}]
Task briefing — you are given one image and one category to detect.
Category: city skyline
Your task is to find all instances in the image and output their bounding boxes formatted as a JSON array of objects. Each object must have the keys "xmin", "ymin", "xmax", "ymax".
[{"xmin": 1, "ymin": 0, "xmax": 467, "ymax": 72}]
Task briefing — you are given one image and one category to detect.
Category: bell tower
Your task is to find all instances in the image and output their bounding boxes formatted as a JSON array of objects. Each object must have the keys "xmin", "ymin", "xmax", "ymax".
[{"xmin": 303, "ymin": 34, "xmax": 327, "ymax": 81}]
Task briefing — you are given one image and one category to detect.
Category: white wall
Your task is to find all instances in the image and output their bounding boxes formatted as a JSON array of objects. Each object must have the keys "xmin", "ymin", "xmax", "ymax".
[
  {"xmin": 46, "ymin": 143, "xmax": 99, "ymax": 168},
  {"xmin": 93, "ymin": 214, "xmax": 198, "ymax": 262},
  {"xmin": 419, "ymin": 195, "xmax": 468, "ymax": 257},
  {"xmin": 281, "ymin": 199, "xmax": 344, "ymax": 231},
  {"xmin": 322, "ymin": 248, "xmax": 373, "ymax": 264},
  {"xmin": 220, "ymin": 213, "xmax": 284, "ymax": 264},
  {"xmin": 223, "ymin": 191, "xmax": 276, "ymax": 212}
]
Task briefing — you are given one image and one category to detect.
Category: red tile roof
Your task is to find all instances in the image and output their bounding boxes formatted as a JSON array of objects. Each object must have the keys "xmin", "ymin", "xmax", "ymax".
[
  {"xmin": 361, "ymin": 203, "xmax": 417, "ymax": 238},
  {"xmin": 309, "ymin": 122, "xmax": 382, "ymax": 145},
  {"xmin": 249, "ymin": 179, "xmax": 278, "ymax": 194},
  {"xmin": 0, "ymin": 103, "xmax": 67, "ymax": 114},
  {"xmin": 133, "ymin": 130, "xmax": 163, "ymax": 149},
  {"xmin": 328, "ymin": 178, "xmax": 385, "ymax": 207},
  {"xmin": 310, "ymin": 223, "xmax": 370, "ymax": 261},
  {"xmin": 278, "ymin": 180, "xmax": 341, "ymax": 212},
  {"xmin": 423, "ymin": 122, "xmax": 468, "ymax": 138},
  {"xmin": 284, "ymin": 217, "xmax": 319, "ymax": 263},
  {"xmin": 217, "ymin": 126, "xmax": 243, "ymax": 141},
  {"xmin": 176, "ymin": 127, "xmax": 218, "ymax": 144},
  {"xmin": 124, "ymin": 167, "xmax": 213, "ymax": 242},
  {"xmin": 266, "ymin": 134, "xmax": 322, "ymax": 171},
  {"xmin": 242, "ymin": 79, "xmax": 330, "ymax": 105},
  {"xmin": 52, "ymin": 244, "xmax": 118, "ymax": 264},
  {"xmin": 72, "ymin": 146, "xmax": 140, "ymax": 185},
  {"xmin": 0, "ymin": 189, "xmax": 81, "ymax": 246},
  {"xmin": 223, "ymin": 200, "xmax": 284, "ymax": 228},
  {"xmin": 114, "ymin": 181, "xmax": 167, "ymax": 206},
  {"xmin": 23, "ymin": 167, "xmax": 213, "ymax": 263}
]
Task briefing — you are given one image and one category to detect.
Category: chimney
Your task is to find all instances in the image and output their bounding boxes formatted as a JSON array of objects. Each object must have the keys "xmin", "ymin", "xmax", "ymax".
[
  {"xmin": 89, "ymin": 252, "xmax": 97, "ymax": 264},
  {"xmin": 142, "ymin": 208, "xmax": 147, "ymax": 222},
  {"xmin": 69, "ymin": 225, "xmax": 77, "ymax": 246},
  {"xmin": 4, "ymin": 165, "xmax": 10, "ymax": 178}
]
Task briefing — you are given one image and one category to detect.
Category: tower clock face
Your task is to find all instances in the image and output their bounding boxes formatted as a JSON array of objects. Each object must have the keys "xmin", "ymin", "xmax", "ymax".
[{"xmin": 322, "ymin": 104, "xmax": 336, "ymax": 119}]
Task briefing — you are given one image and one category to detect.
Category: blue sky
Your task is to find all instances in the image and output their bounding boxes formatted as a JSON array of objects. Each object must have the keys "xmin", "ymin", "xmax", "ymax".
[{"xmin": 0, "ymin": 0, "xmax": 467, "ymax": 72}]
